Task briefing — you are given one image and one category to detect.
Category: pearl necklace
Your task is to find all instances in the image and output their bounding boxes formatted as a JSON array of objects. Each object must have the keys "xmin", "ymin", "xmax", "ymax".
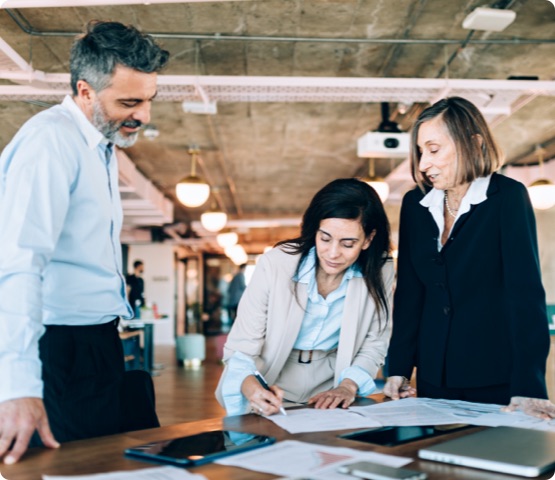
[{"xmin": 444, "ymin": 191, "xmax": 458, "ymax": 219}]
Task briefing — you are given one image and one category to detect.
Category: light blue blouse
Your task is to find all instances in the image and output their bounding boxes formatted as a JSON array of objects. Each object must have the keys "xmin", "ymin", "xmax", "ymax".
[{"xmin": 221, "ymin": 247, "xmax": 376, "ymax": 415}]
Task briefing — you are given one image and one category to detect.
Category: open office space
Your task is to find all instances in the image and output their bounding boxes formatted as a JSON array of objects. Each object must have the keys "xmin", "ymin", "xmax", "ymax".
[{"xmin": 1, "ymin": 1, "xmax": 555, "ymax": 479}]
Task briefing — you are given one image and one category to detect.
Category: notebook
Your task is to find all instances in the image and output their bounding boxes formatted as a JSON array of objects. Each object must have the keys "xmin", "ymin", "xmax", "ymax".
[{"xmin": 418, "ymin": 426, "xmax": 555, "ymax": 478}]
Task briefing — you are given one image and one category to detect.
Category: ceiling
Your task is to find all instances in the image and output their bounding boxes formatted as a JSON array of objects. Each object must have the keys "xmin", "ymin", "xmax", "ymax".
[{"xmin": 0, "ymin": 0, "xmax": 554, "ymax": 254}]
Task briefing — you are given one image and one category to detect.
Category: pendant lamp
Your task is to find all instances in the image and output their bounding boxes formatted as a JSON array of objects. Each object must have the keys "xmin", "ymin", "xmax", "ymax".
[
  {"xmin": 175, "ymin": 148, "xmax": 210, "ymax": 208},
  {"xmin": 217, "ymin": 231, "xmax": 238, "ymax": 248},
  {"xmin": 200, "ymin": 202, "xmax": 228, "ymax": 232},
  {"xmin": 225, "ymin": 244, "xmax": 248, "ymax": 265},
  {"xmin": 362, "ymin": 158, "xmax": 389, "ymax": 203},
  {"xmin": 527, "ymin": 146, "xmax": 555, "ymax": 210}
]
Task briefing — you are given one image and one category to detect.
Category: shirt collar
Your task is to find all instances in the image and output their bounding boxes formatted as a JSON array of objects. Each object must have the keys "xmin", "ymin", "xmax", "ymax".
[
  {"xmin": 62, "ymin": 95, "xmax": 108, "ymax": 150},
  {"xmin": 420, "ymin": 174, "xmax": 492, "ymax": 216}
]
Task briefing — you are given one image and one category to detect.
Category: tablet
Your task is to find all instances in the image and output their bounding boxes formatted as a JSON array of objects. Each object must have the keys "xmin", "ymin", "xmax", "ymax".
[
  {"xmin": 340, "ymin": 424, "xmax": 470, "ymax": 447},
  {"xmin": 125, "ymin": 430, "xmax": 276, "ymax": 467}
]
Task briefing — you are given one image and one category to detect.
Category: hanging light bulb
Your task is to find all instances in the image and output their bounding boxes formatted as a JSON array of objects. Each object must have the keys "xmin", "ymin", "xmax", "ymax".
[
  {"xmin": 217, "ymin": 232, "xmax": 238, "ymax": 248},
  {"xmin": 175, "ymin": 148, "xmax": 210, "ymax": 208},
  {"xmin": 225, "ymin": 244, "xmax": 248, "ymax": 265},
  {"xmin": 200, "ymin": 202, "xmax": 228, "ymax": 232},
  {"xmin": 527, "ymin": 146, "xmax": 555, "ymax": 210},
  {"xmin": 361, "ymin": 158, "xmax": 389, "ymax": 203}
]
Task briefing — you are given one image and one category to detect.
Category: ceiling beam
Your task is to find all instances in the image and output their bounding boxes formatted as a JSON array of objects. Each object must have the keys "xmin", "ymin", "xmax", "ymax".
[
  {"xmin": 1, "ymin": 72, "xmax": 554, "ymax": 106},
  {"xmin": 0, "ymin": 0, "xmax": 252, "ymax": 8}
]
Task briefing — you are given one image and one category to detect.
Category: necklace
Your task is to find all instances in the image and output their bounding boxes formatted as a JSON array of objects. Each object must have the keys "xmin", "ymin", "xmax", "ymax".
[{"xmin": 444, "ymin": 191, "xmax": 458, "ymax": 219}]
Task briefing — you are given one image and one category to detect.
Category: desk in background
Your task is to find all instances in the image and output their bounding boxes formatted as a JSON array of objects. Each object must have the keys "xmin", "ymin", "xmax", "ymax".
[
  {"xmin": 4, "ymin": 395, "xmax": 554, "ymax": 480},
  {"xmin": 120, "ymin": 318, "xmax": 170, "ymax": 374},
  {"xmin": 119, "ymin": 330, "xmax": 142, "ymax": 370}
]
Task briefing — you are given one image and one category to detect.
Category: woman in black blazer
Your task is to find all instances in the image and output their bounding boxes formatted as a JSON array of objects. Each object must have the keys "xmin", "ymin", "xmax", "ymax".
[{"xmin": 384, "ymin": 96, "xmax": 550, "ymax": 405}]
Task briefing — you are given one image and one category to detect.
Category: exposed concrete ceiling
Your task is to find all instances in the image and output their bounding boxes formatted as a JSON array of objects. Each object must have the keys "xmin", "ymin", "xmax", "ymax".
[{"xmin": 0, "ymin": 0, "xmax": 554, "ymax": 254}]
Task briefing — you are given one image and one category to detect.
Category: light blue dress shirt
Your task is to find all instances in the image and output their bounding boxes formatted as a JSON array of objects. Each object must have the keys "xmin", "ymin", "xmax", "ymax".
[
  {"xmin": 0, "ymin": 95, "xmax": 133, "ymax": 403},
  {"xmin": 221, "ymin": 247, "xmax": 376, "ymax": 415}
]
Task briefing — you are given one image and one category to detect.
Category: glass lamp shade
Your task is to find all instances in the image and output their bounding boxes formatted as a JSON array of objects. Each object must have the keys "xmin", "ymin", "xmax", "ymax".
[
  {"xmin": 528, "ymin": 179, "xmax": 555, "ymax": 210},
  {"xmin": 200, "ymin": 210, "xmax": 228, "ymax": 232},
  {"xmin": 175, "ymin": 175, "xmax": 210, "ymax": 207},
  {"xmin": 364, "ymin": 177, "xmax": 390, "ymax": 203},
  {"xmin": 217, "ymin": 232, "xmax": 238, "ymax": 248},
  {"xmin": 225, "ymin": 244, "xmax": 248, "ymax": 265}
]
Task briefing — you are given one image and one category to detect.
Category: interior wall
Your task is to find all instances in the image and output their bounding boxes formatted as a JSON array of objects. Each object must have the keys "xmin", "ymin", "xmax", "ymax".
[{"xmin": 126, "ymin": 243, "xmax": 176, "ymax": 345}]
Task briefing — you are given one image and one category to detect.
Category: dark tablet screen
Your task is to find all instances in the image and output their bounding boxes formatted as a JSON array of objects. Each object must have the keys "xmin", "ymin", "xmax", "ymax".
[
  {"xmin": 125, "ymin": 430, "xmax": 275, "ymax": 466},
  {"xmin": 340, "ymin": 424, "xmax": 470, "ymax": 447}
]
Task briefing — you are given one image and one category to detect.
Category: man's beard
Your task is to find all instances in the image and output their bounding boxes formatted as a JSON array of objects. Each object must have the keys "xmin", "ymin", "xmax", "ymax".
[{"xmin": 92, "ymin": 99, "xmax": 141, "ymax": 148}]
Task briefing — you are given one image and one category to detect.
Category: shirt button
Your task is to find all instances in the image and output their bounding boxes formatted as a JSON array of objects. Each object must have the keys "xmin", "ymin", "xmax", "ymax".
[{"xmin": 443, "ymin": 306, "xmax": 451, "ymax": 315}]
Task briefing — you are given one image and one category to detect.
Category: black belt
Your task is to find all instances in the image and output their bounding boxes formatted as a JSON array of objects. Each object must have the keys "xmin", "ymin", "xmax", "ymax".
[
  {"xmin": 291, "ymin": 348, "xmax": 337, "ymax": 364},
  {"xmin": 45, "ymin": 317, "xmax": 119, "ymax": 329}
]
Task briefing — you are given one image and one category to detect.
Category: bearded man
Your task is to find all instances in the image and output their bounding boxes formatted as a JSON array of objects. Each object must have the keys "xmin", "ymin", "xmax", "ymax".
[{"xmin": 0, "ymin": 21, "xmax": 169, "ymax": 464}]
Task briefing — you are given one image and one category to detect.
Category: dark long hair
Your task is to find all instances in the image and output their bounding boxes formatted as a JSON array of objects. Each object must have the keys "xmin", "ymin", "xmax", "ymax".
[{"xmin": 276, "ymin": 178, "xmax": 391, "ymax": 325}]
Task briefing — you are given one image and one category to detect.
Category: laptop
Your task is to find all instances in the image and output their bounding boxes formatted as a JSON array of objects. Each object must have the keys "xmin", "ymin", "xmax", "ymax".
[{"xmin": 418, "ymin": 426, "xmax": 555, "ymax": 477}]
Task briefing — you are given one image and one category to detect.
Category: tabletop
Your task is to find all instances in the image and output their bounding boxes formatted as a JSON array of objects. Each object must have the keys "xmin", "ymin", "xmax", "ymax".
[{"xmin": 3, "ymin": 397, "xmax": 553, "ymax": 480}]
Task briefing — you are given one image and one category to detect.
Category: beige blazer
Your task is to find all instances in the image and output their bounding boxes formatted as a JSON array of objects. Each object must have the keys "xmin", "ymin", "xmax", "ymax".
[{"xmin": 215, "ymin": 247, "xmax": 394, "ymax": 405}]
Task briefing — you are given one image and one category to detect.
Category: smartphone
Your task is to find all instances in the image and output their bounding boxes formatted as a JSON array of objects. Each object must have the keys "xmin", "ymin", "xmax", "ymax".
[
  {"xmin": 337, "ymin": 461, "xmax": 428, "ymax": 480},
  {"xmin": 125, "ymin": 430, "xmax": 275, "ymax": 467}
]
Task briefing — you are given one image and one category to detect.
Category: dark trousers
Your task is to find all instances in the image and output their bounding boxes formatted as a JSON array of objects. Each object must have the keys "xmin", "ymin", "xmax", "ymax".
[
  {"xmin": 32, "ymin": 319, "xmax": 159, "ymax": 446},
  {"xmin": 417, "ymin": 376, "xmax": 511, "ymax": 405}
]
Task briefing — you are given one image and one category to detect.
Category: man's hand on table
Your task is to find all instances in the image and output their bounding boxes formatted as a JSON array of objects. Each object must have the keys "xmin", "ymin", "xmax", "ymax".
[{"xmin": 0, "ymin": 397, "xmax": 59, "ymax": 464}]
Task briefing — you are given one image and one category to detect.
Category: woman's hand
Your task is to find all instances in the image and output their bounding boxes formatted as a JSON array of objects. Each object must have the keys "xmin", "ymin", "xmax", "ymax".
[
  {"xmin": 308, "ymin": 378, "xmax": 358, "ymax": 409},
  {"xmin": 383, "ymin": 376, "xmax": 416, "ymax": 400},
  {"xmin": 501, "ymin": 396, "xmax": 555, "ymax": 420},
  {"xmin": 241, "ymin": 375, "xmax": 284, "ymax": 416}
]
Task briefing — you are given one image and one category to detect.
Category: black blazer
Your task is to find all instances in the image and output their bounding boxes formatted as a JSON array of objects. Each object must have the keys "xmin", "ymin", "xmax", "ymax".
[{"xmin": 388, "ymin": 173, "xmax": 550, "ymax": 398}]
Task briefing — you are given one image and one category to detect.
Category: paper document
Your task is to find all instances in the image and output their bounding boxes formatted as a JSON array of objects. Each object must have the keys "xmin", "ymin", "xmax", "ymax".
[
  {"xmin": 424, "ymin": 398, "xmax": 555, "ymax": 431},
  {"xmin": 216, "ymin": 439, "xmax": 412, "ymax": 479},
  {"xmin": 349, "ymin": 399, "xmax": 461, "ymax": 426},
  {"xmin": 269, "ymin": 406, "xmax": 381, "ymax": 433},
  {"xmin": 43, "ymin": 465, "xmax": 206, "ymax": 480},
  {"xmin": 266, "ymin": 397, "xmax": 555, "ymax": 434}
]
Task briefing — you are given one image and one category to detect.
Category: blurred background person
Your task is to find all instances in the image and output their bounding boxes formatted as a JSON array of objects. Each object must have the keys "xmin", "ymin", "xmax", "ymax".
[
  {"xmin": 217, "ymin": 178, "xmax": 394, "ymax": 416},
  {"xmin": 126, "ymin": 259, "xmax": 145, "ymax": 316},
  {"xmin": 384, "ymin": 97, "xmax": 550, "ymax": 406},
  {"xmin": 226, "ymin": 263, "xmax": 247, "ymax": 326}
]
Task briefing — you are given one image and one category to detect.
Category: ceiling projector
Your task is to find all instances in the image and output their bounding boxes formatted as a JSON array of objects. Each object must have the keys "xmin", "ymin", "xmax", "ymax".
[{"xmin": 357, "ymin": 131, "xmax": 410, "ymax": 158}]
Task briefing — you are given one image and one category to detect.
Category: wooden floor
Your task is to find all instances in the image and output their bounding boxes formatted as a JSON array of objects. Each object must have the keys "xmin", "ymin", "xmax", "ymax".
[{"xmin": 151, "ymin": 335, "xmax": 227, "ymax": 426}]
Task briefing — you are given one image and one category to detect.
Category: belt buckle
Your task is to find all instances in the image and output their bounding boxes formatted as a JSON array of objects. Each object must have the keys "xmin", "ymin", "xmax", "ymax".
[{"xmin": 298, "ymin": 350, "xmax": 313, "ymax": 364}]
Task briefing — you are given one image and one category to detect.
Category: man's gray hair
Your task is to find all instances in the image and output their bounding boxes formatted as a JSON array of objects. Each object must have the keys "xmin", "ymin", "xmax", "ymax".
[{"xmin": 70, "ymin": 20, "xmax": 169, "ymax": 95}]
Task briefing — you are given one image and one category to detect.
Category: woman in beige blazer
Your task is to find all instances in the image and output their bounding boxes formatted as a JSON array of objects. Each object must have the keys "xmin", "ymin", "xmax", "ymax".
[{"xmin": 216, "ymin": 178, "xmax": 394, "ymax": 416}]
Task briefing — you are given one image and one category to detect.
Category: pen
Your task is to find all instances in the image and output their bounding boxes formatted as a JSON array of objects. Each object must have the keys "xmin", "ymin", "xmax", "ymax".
[{"xmin": 253, "ymin": 370, "xmax": 287, "ymax": 416}]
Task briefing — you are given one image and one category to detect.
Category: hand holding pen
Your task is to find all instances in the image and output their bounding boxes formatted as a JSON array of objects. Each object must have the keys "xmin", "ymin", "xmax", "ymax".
[{"xmin": 241, "ymin": 371, "xmax": 287, "ymax": 415}]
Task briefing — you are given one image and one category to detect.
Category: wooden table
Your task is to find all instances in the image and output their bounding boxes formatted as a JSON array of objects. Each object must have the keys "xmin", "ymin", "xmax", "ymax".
[{"xmin": 4, "ymin": 399, "xmax": 554, "ymax": 480}]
